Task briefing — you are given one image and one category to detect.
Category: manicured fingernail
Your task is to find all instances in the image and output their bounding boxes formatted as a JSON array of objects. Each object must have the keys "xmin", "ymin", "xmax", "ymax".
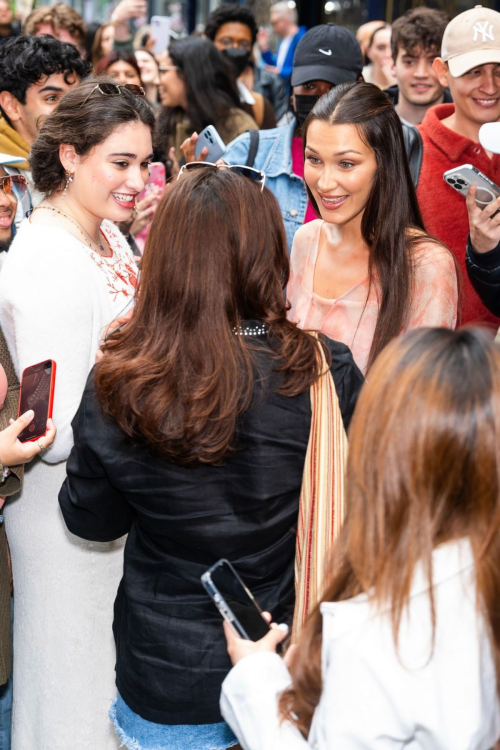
[
  {"xmin": 277, "ymin": 623, "xmax": 289, "ymax": 633},
  {"xmin": 23, "ymin": 410, "xmax": 34, "ymax": 419}
]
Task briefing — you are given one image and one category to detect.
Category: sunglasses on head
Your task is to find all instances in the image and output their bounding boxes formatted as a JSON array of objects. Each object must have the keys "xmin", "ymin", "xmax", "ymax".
[
  {"xmin": 177, "ymin": 162, "xmax": 266, "ymax": 191},
  {"xmin": 80, "ymin": 83, "xmax": 146, "ymax": 108},
  {"xmin": 0, "ymin": 174, "xmax": 28, "ymax": 201}
]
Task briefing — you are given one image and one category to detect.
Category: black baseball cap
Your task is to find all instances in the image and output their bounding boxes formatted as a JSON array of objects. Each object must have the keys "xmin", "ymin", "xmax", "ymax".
[{"xmin": 291, "ymin": 24, "xmax": 363, "ymax": 87}]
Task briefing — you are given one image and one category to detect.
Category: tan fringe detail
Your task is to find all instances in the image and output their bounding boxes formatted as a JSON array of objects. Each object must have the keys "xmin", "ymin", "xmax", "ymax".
[{"xmin": 292, "ymin": 336, "xmax": 349, "ymax": 641}]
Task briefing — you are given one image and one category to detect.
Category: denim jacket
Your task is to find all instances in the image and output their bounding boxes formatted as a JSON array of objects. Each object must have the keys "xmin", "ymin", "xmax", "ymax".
[{"xmin": 224, "ymin": 118, "xmax": 308, "ymax": 251}]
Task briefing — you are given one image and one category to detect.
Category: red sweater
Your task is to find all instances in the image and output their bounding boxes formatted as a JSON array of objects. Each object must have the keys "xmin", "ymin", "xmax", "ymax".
[{"xmin": 417, "ymin": 104, "xmax": 500, "ymax": 327}]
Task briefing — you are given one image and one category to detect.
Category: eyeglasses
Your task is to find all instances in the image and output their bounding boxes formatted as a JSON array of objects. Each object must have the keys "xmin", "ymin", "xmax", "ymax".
[
  {"xmin": 0, "ymin": 175, "xmax": 27, "ymax": 201},
  {"xmin": 177, "ymin": 162, "xmax": 266, "ymax": 191},
  {"xmin": 79, "ymin": 83, "xmax": 146, "ymax": 108}
]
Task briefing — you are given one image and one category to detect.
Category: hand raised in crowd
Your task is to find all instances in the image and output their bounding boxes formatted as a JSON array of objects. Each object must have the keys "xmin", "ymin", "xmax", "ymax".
[
  {"xmin": 129, "ymin": 189, "xmax": 160, "ymax": 236},
  {"xmin": 223, "ymin": 612, "xmax": 289, "ymax": 666},
  {"xmin": 180, "ymin": 133, "xmax": 209, "ymax": 165},
  {"xmin": 0, "ymin": 411, "xmax": 56, "ymax": 467},
  {"xmin": 466, "ymin": 185, "xmax": 500, "ymax": 254},
  {"xmin": 110, "ymin": 0, "xmax": 147, "ymax": 23}
]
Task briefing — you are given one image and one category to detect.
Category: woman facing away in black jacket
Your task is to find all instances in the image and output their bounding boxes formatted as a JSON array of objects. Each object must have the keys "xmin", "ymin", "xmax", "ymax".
[{"xmin": 58, "ymin": 164, "xmax": 364, "ymax": 750}]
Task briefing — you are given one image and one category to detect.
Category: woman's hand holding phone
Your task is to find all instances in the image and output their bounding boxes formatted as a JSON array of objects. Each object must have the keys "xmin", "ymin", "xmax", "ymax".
[
  {"xmin": 466, "ymin": 184, "xmax": 500, "ymax": 254},
  {"xmin": 180, "ymin": 133, "xmax": 208, "ymax": 164},
  {"xmin": 0, "ymin": 411, "xmax": 56, "ymax": 466},
  {"xmin": 224, "ymin": 612, "xmax": 289, "ymax": 666},
  {"xmin": 130, "ymin": 189, "xmax": 160, "ymax": 236}
]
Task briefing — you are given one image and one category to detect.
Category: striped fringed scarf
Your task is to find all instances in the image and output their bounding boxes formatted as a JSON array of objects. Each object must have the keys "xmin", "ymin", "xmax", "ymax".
[{"xmin": 292, "ymin": 336, "xmax": 349, "ymax": 641}]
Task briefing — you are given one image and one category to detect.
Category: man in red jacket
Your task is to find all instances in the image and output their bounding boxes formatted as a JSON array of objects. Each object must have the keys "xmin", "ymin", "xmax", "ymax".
[{"xmin": 417, "ymin": 5, "xmax": 500, "ymax": 327}]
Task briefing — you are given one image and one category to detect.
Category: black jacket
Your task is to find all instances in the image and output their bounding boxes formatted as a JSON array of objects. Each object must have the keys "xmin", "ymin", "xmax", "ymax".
[
  {"xmin": 59, "ymin": 332, "xmax": 364, "ymax": 726},
  {"xmin": 253, "ymin": 66, "xmax": 289, "ymax": 122},
  {"xmin": 466, "ymin": 236, "xmax": 500, "ymax": 316}
]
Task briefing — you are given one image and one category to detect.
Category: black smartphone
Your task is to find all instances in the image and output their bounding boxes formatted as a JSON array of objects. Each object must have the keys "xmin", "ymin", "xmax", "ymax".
[{"xmin": 201, "ymin": 559, "xmax": 271, "ymax": 641}]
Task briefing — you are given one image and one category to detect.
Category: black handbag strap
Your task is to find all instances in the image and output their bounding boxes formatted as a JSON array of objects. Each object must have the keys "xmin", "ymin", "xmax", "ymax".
[{"xmin": 245, "ymin": 129, "xmax": 260, "ymax": 168}]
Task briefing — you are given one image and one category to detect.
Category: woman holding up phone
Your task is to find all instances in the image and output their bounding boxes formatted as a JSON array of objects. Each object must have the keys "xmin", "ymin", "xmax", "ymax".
[
  {"xmin": 0, "ymin": 77, "xmax": 154, "ymax": 750},
  {"xmin": 221, "ymin": 327, "xmax": 500, "ymax": 748},
  {"xmin": 287, "ymin": 82, "xmax": 458, "ymax": 374},
  {"xmin": 59, "ymin": 165, "xmax": 364, "ymax": 750}
]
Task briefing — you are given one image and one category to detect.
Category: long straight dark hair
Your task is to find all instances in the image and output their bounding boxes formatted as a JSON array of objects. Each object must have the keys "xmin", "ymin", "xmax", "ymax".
[
  {"xmin": 95, "ymin": 167, "xmax": 328, "ymax": 466},
  {"xmin": 161, "ymin": 37, "xmax": 242, "ymax": 135},
  {"xmin": 303, "ymin": 81, "xmax": 427, "ymax": 370}
]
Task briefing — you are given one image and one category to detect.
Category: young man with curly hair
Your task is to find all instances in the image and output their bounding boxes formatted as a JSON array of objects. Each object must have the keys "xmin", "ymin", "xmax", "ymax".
[
  {"xmin": 204, "ymin": 2, "xmax": 288, "ymax": 124},
  {"xmin": 23, "ymin": 3, "xmax": 86, "ymax": 55},
  {"xmin": 385, "ymin": 6, "xmax": 450, "ymax": 125},
  {"xmin": 0, "ymin": 35, "xmax": 90, "ymax": 224}
]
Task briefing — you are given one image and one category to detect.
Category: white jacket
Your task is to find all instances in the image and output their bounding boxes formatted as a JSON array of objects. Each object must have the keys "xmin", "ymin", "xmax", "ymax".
[{"xmin": 221, "ymin": 539, "xmax": 500, "ymax": 749}]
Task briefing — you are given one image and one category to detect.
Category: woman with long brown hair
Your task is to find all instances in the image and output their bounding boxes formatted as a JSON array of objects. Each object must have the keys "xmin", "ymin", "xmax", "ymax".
[
  {"xmin": 58, "ymin": 165, "xmax": 364, "ymax": 750},
  {"xmin": 221, "ymin": 326, "xmax": 500, "ymax": 748},
  {"xmin": 287, "ymin": 81, "xmax": 458, "ymax": 374}
]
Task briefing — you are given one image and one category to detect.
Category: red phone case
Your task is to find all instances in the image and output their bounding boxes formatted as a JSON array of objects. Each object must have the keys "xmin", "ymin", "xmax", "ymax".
[{"xmin": 17, "ymin": 360, "xmax": 57, "ymax": 443}]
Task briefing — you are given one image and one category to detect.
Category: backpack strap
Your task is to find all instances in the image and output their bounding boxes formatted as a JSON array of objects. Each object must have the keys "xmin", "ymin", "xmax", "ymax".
[
  {"xmin": 402, "ymin": 123, "xmax": 423, "ymax": 188},
  {"xmin": 245, "ymin": 129, "xmax": 260, "ymax": 168}
]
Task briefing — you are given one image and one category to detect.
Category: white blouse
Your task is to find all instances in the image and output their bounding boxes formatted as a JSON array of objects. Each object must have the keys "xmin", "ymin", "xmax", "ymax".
[
  {"xmin": 0, "ymin": 218, "xmax": 137, "ymax": 463},
  {"xmin": 221, "ymin": 540, "xmax": 500, "ymax": 749}
]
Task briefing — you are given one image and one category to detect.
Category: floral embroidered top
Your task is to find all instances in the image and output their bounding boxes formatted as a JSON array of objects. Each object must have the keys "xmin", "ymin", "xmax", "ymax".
[
  {"xmin": 287, "ymin": 220, "xmax": 458, "ymax": 375},
  {"xmin": 0, "ymin": 218, "xmax": 138, "ymax": 462}
]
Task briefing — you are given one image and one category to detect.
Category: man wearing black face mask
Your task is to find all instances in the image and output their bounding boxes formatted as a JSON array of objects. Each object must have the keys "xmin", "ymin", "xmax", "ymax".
[
  {"xmin": 205, "ymin": 4, "xmax": 288, "ymax": 127},
  {"xmin": 222, "ymin": 24, "xmax": 363, "ymax": 250}
]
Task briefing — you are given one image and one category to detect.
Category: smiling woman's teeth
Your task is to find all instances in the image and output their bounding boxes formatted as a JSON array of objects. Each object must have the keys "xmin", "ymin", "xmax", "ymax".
[
  {"xmin": 112, "ymin": 193, "xmax": 135, "ymax": 204},
  {"xmin": 322, "ymin": 195, "xmax": 347, "ymax": 204}
]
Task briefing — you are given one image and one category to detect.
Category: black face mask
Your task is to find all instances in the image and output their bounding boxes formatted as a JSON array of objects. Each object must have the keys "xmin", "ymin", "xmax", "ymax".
[
  {"xmin": 221, "ymin": 48, "xmax": 251, "ymax": 78},
  {"xmin": 293, "ymin": 94, "xmax": 321, "ymax": 126}
]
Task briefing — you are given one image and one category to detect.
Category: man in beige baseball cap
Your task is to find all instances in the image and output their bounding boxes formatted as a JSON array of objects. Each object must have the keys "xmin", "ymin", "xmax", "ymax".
[{"xmin": 413, "ymin": 5, "xmax": 500, "ymax": 328}]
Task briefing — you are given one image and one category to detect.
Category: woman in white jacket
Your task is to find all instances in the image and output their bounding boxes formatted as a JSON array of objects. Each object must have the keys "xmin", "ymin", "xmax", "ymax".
[
  {"xmin": 221, "ymin": 327, "xmax": 500, "ymax": 749},
  {"xmin": 0, "ymin": 78, "xmax": 154, "ymax": 750}
]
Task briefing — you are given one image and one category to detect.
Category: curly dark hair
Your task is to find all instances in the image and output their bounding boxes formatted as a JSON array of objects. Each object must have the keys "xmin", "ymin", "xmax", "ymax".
[
  {"xmin": 391, "ymin": 7, "xmax": 449, "ymax": 61},
  {"xmin": 0, "ymin": 35, "xmax": 91, "ymax": 105},
  {"xmin": 204, "ymin": 3, "xmax": 258, "ymax": 45},
  {"xmin": 30, "ymin": 75, "xmax": 155, "ymax": 196}
]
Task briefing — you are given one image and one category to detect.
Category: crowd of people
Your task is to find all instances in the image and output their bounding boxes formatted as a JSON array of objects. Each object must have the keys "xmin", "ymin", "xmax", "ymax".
[{"xmin": 0, "ymin": 1, "xmax": 499, "ymax": 749}]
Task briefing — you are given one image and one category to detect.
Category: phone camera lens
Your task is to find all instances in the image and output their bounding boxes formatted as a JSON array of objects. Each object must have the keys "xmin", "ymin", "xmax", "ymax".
[{"xmin": 447, "ymin": 178, "xmax": 455, "ymax": 184}]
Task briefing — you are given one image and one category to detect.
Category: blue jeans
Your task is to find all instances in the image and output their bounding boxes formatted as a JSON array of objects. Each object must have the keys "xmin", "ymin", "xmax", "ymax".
[{"xmin": 0, "ymin": 598, "xmax": 13, "ymax": 750}]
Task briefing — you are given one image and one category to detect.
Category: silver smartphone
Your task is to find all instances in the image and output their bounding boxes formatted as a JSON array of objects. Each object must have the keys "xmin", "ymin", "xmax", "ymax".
[
  {"xmin": 201, "ymin": 559, "xmax": 270, "ymax": 640},
  {"xmin": 194, "ymin": 125, "xmax": 226, "ymax": 162},
  {"xmin": 443, "ymin": 164, "xmax": 500, "ymax": 206}
]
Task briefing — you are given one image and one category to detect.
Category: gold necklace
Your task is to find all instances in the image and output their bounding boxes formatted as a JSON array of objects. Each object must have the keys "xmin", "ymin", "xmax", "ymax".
[{"xmin": 32, "ymin": 204, "xmax": 111, "ymax": 256}]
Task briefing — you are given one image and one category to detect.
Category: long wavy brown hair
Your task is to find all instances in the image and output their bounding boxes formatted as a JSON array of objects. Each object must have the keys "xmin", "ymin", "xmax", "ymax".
[
  {"xmin": 303, "ymin": 82, "xmax": 458, "ymax": 371},
  {"xmin": 280, "ymin": 327, "xmax": 500, "ymax": 733},
  {"xmin": 95, "ymin": 167, "xmax": 329, "ymax": 466}
]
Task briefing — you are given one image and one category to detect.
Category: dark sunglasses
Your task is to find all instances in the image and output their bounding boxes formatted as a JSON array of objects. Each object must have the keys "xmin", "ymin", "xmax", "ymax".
[
  {"xmin": 80, "ymin": 83, "xmax": 146, "ymax": 108},
  {"xmin": 0, "ymin": 174, "xmax": 27, "ymax": 201},
  {"xmin": 177, "ymin": 162, "xmax": 266, "ymax": 191}
]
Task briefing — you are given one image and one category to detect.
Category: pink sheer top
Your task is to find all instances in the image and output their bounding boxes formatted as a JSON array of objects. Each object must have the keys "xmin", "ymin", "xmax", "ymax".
[{"xmin": 287, "ymin": 220, "xmax": 458, "ymax": 374}]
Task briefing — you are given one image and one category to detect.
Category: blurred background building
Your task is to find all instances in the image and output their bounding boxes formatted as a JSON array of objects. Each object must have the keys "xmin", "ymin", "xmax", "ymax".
[{"xmin": 9, "ymin": 0, "xmax": 500, "ymax": 39}]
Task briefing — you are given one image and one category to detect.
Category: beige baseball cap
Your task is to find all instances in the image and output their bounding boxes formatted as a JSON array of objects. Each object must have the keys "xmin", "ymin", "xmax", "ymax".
[{"xmin": 441, "ymin": 5, "xmax": 500, "ymax": 77}]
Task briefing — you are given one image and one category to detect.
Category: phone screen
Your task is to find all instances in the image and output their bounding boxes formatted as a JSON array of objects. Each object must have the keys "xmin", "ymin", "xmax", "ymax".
[
  {"xmin": 18, "ymin": 361, "xmax": 53, "ymax": 442},
  {"xmin": 210, "ymin": 561, "xmax": 270, "ymax": 641}
]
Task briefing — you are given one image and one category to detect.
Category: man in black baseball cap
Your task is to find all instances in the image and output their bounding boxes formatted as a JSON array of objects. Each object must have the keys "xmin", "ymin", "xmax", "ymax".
[
  {"xmin": 291, "ymin": 24, "xmax": 363, "ymax": 126},
  {"xmin": 219, "ymin": 24, "xmax": 364, "ymax": 250}
]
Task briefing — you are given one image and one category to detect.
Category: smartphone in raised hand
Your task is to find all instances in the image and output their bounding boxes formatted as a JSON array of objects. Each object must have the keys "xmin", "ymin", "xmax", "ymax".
[{"xmin": 202, "ymin": 558, "xmax": 271, "ymax": 641}]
